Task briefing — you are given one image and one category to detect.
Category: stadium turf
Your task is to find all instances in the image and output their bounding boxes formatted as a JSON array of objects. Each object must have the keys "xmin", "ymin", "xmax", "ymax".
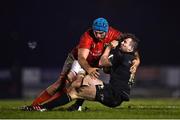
[{"xmin": 0, "ymin": 98, "xmax": 180, "ymax": 119}]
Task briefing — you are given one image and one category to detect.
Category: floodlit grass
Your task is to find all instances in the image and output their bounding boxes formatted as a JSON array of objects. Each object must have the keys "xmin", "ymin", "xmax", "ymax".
[{"xmin": 0, "ymin": 98, "xmax": 180, "ymax": 119}]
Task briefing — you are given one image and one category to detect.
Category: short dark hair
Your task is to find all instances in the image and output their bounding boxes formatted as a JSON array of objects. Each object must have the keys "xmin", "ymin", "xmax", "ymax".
[{"xmin": 118, "ymin": 33, "xmax": 140, "ymax": 52}]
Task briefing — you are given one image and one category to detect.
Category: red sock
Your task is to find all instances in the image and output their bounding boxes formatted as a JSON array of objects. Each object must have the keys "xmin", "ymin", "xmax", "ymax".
[
  {"xmin": 31, "ymin": 90, "xmax": 52, "ymax": 106},
  {"xmin": 45, "ymin": 88, "xmax": 66, "ymax": 103}
]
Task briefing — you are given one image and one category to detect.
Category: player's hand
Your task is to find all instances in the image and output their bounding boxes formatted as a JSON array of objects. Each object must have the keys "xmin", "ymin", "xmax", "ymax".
[
  {"xmin": 110, "ymin": 40, "xmax": 119, "ymax": 48},
  {"xmin": 87, "ymin": 68, "xmax": 100, "ymax": 78},
  {"xmin": 128, "ymin": 74, "xmax": 135, "ymax": 87},
  {"xmin": 130, "ymin": 65, "xmax": 137, "ymax": 74}
]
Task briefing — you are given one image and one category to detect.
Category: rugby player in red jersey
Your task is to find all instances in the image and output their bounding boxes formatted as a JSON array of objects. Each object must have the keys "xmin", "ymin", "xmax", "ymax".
[{"xmin": 23, "ymin": 18, "xmax": 140, "ymax": 111}]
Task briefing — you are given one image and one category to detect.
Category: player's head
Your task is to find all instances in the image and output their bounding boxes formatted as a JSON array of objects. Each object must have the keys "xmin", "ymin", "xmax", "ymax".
[
  {"xmin": 118, "ymin": 33, "xmax": 139, "ymax": 53},
  {"xmin": 92, "ymin": 17, "xmax": 109, "ymax": 40}
]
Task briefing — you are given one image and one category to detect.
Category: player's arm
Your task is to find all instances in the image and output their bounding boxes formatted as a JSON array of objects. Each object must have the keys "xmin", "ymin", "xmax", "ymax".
[
  {"xmin": 78, "ymin": 48, "xmax": 100, "ymax": 78},
  {"xmin": 99, "ymin": 40, "xmax": 119, "ymax": 67},
  {"xmin": 99, "ymin": 46, "xmax": 112, "ymax": 67},
  {"xmin": 130, "ymin": 51, "xmax": 140, "ymax": 74},
  {"xmin": 99, "ymin": 47, "xmax": 112, "ymax": 74}
]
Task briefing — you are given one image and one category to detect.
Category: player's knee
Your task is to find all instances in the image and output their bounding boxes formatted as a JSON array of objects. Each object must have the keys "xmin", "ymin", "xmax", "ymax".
[{"xmin": 68, "ymin": 90, "xmax": 78, "ymax": 100}]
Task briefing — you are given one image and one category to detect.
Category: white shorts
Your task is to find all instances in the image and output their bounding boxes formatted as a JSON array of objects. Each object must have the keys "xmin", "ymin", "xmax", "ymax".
[
  {"xmin": 70, "ymin": 60, "xmax": 86, "ymax": 75},
  {"xmin": 70, "ymin": 60, "xmax": 110, "ymax": 84}
]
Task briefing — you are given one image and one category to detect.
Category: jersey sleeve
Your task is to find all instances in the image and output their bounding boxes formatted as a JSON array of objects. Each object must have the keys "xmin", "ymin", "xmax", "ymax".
[{"xmin": 78, "ymin": 32, "xmax": 92, "ymax": 49}]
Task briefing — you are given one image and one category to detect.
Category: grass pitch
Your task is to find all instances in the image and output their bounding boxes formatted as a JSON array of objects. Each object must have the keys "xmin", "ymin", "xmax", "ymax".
[{"xmin": 0, "ymin": 98, "xmax": 180, "ymax": 119}]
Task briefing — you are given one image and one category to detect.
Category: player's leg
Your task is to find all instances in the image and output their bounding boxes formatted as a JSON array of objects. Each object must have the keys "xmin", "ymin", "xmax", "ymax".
[
  {"xmin": 43, "ymin": 87, "xmax": 66, "ymax": 104},
  {"xmin": 23, "ymin": 89, "xmax": 73, "ymax": 111},
  {"xmin": 67, "ymin": 75, "xmax": 103, "ymax": 111},
  {"xmin": 27, "ymin": 74, "xmax": 84, "ymax": 111},
  {"xmin": 39, "ymin": 73, "xmax": 85, "ymax": 110},
  {"xmin": 31, "ymin": 53, "xmax": 74, "ymax": 106},
  {"xmin": 75, "ymin": 75, "xmax": 103, "ymax": 100},
  {"xmin": 31, "ymin": 74, "xmax": 66, "ymax": 106},
  {"xmin": 41, "ymin": 76, "xmax": 99, "ymax": 110},
  {"xmin": 72, "ymin": 75, "xmax": 122, "ymax": 107},
  {"xmin": 67, "ymin": 99, "xmax": 84, "ymax": 111},
  {"xmin": 22, "ymin": 75, "xmax": 100, "ymax": 111},
  {"xmin": 68, "ymin": 75, "xmax": 103, "ymax": 101},
  {"xmin": 95, "ymin": 83, "xmax": 123, "ymax": 108},
  {"xmin": 30, "ymin": 60, "xmax": 85, "ymax": 111}
]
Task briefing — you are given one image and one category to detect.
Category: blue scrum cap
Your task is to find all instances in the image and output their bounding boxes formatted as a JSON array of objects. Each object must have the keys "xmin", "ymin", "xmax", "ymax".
[{"xmin": 92, "ymin": 18, "xmax": 109, "ymax": 32}]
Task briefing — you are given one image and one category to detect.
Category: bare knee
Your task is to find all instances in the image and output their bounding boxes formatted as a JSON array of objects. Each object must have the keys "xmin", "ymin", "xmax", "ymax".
[{"xmin": 68, "ymin": 89, "xmax": 80, "ymax": 100}]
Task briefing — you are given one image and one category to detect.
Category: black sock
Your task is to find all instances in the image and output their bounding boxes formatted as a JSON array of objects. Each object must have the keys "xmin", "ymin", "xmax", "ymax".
[
  {"xmin": 42, "ymin": 92, "xmax": 71, "ymax": 109},
  {"xmin": 75, "ymin": 99, "xmax": 84, "ymax": 106}
]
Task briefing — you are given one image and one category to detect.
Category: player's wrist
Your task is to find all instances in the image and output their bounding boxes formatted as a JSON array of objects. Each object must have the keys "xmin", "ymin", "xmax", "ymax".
[
  {"xmin": 106, "ymin": 42, "xmax": 114, "ymax": 49},
  {"xmin": 110, "ymin": 42, "xmax": 114, "ymax": 48}
]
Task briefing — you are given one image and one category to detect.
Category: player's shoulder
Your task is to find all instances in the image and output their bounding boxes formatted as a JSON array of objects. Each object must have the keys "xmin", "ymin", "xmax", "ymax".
[
  {"xmin": 79, "ymin": 29, "xmax": 94, "ymax": 45},
  {"xmin": 108, "ymin": 26, "xmax": 121, "ymax": 33},
  {"xmin": 81, "ymin": 28, "xmax": 93, "ymax": 39}
]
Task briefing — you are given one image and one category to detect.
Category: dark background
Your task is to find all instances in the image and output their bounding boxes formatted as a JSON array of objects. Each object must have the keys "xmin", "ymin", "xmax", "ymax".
[{"xmin": 1, "ymin": 0, "xmax": 180, "ymax": 68}]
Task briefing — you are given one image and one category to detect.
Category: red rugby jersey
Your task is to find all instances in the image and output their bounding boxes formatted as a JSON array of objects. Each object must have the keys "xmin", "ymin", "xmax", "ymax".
[{"xmin": 72, "ymin": 27, "xmax": 121, "ymax": 67}]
